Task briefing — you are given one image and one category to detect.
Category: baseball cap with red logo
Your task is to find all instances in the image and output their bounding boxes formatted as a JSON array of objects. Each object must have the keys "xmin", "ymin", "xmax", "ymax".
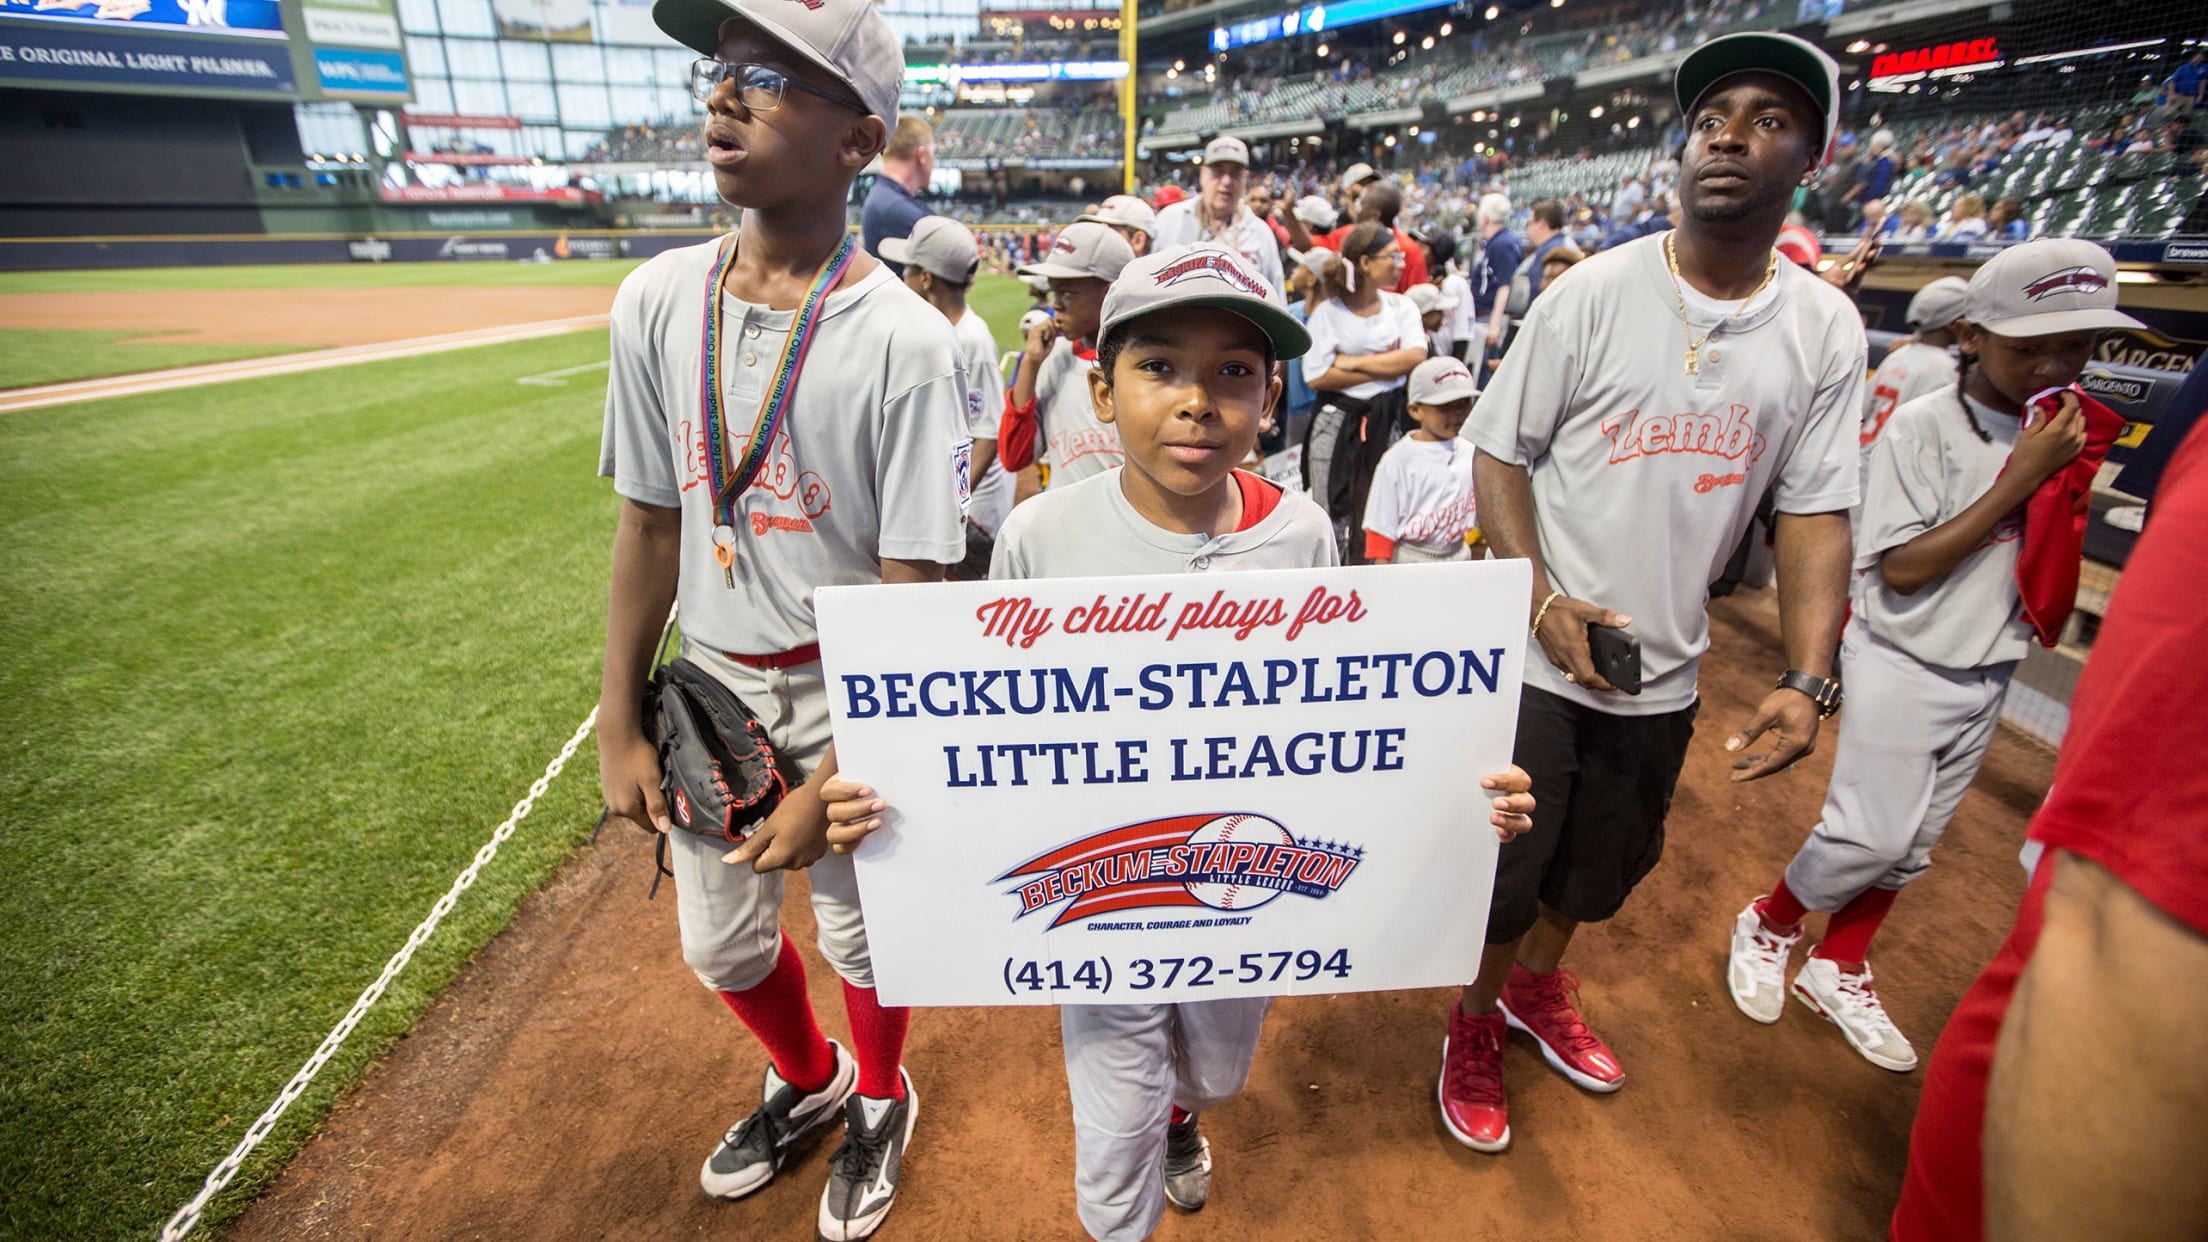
[
  {"xmin": 1151, "ymin": 184, "xmax": 1188, "ymax": 209},
  {"xmin": 1098, "ymin": 244, "xmax": 1310, "ymax": 359},
  {"xmin": 1964, "ymin": 238, "xmax": 2143, "ymax": 337},
  {"xmin": 1408, "ymin": 355, "xmax": 1480, "ymax": 405},
  {"xmin": 654, "ymin": 0, "xmax": 903, "ymax": 123},
  {"xmin": 1016, "ymin": 221, "xmax": 1136, "ymax": 282}
]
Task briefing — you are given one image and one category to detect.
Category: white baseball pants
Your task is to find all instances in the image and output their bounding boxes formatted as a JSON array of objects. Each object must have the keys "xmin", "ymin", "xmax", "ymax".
[
  {"xmin": 1061, "ymin": 998, "xmax": 1270, "ymax": 1240},
  {"xmin": 665, "ymin": 641, "xmax": 874, "ymax": 991},
  {"xmin": 1782, "ymin": 616, "xmax": 2016, "ymax": 911}
]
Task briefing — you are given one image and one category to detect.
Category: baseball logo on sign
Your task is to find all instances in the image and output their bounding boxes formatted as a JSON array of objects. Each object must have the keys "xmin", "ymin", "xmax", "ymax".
[{"xmin": 998, "ymin": 811, "xmax": 1361, "ymax": 928}]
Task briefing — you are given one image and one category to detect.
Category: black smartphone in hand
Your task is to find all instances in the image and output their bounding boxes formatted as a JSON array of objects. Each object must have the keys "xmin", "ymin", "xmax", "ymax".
[{"xmin": 1587, "ymin": 625, "xmax": 1641, "ymax": 696}]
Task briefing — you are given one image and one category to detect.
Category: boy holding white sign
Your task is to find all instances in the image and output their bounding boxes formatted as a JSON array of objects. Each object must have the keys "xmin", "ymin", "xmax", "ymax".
[{"xmin": 821, "ymin": 245, "xmax": 1535, "ymax": 1240}]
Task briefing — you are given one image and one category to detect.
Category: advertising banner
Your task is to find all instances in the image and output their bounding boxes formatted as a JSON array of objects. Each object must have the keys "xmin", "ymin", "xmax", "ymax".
[
  {"xmin": 301, "ymin": 6, "xmax": 398, "ymax": 49},
  {"xmin": 0, "ymin": 0, "xmax": 283, "ymax": 38},
  {"xmin": 312, "ymin": 44, "xmax": 404, "ymax": 95},
  {"xmin": 817, "ymin": 560, "xmax": 1530, "ymax": 1007},
  {"xmin": 491, "ymin": 0, "xmax": 589, "ymax": 43},
  {"xmin": 0, "ymin": 22, "xmax": 293, "ymax": 94}
]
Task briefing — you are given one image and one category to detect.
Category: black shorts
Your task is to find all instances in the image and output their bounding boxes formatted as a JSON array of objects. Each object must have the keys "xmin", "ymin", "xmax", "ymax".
[{"xmin": 1486, "ymin": 686, "xmax": 1699, "ymax": 943}]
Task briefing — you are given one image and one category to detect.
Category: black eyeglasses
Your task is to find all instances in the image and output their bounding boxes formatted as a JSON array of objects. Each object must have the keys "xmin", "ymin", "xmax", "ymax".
[{"xmin": 690, "ymin": 59, "xmax": 865, "ymax": 113}]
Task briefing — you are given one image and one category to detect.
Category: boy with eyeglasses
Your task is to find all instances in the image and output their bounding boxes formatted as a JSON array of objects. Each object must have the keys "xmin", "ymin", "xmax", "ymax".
[{"xmin": 596, "ymin": 0, "xmax": 970, "ymax": 1235}]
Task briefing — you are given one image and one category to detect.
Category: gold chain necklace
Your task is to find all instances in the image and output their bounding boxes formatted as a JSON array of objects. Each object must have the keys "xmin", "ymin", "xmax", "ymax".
[{"xmin": 1663, "ymin": 231, "xmax": 1779, "ymax": 376}]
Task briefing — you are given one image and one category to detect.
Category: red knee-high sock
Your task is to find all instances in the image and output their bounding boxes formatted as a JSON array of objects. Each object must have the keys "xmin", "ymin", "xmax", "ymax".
[
  {"xmin": 841, "ymin": 979, "xmax": 910, "ymax": 1100},
  {"xmin": 717, "ymin": 935, "xmax": 836, "ymax": 1093},
  {"xmin": 1756, "ymin": 878, "xmax": 1808, "ymax": 932},
  {"xmin": 1170, "ymin": 1106, "xmax": 1190, "ymax": 1124},
  {"xmin": 1811, "ymin": 886, "xmax": 1899, "ymax": 973}
]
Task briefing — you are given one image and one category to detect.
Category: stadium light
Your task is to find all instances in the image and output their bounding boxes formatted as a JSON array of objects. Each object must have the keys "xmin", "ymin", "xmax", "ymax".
[
  {"xmin": 1316, "ymin": 43, "xmax": 1329, "ymax": 56},
  {"xmin": 1627, "ymin": 115, "xmax": 1641, "ymax": 128},
  {"xmin": 1589, "ymin": 104, "xmax": 1604, "ymax": 117},
  {"xmin": 1509, "ymin": 115, "xmax": 1521, "ymax": 126},
  {"xmin": 1846, "ymin": 40, "xmax": 1870, "ymax": 53},
  {"xmin": 1410, "ymin": 125, "xmax": 1420, "ymax": 135},
  {"xmin": 1167, "ymin": 67, "xmax": 1179, "ymax": 78},
  {"xmin": 1421, "ymin": 35, "xmax": 1434, "ymax": 48},
  {"xmin": 1471, "ymin": 109, "xmax": 1485, "ymax": 120},
  {"xmin": 1484, "ymin": 4, "xmax": 1498, "ymax": 17},
  {"xmin": 1174, "ymin": 59, "xmax": 1185, "ymax": 70},
  {"xmin": 1440, "ymin": 21, "xmax": 1452, "ymax": 35},
  {"xmin": 1385, "ymin": 134, "xmax": 1398, "ymax": 146},
  {"xmin": 1393, "ymin": 30, "xmax": 1406, "ymax": 44}
]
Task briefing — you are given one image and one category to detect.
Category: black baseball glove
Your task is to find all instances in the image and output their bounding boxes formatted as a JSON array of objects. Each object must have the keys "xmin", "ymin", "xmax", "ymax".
[{"xmin": 643, "ymin": 657, "xmax": 787, "ymax": 843}]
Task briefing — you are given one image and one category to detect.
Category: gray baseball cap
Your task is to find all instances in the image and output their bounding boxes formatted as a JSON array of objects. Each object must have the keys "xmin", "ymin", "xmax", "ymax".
[
  {"xmin": 1406, "ymin": 283, "xmax": 1457, "ymax": 315},
  {"xmin": 1408, "ymin": 355, "xmax": 1480, "ymax": 405},
  {"xmin": 1675, "ymin": 32, "xmax": 1841, "ymax": 163},
  {"xmin": 1203, "ymin": 135, "xmax": 1250, "ymax": 167},
  {"xmin": 654, "ymin": 0, "xmax": 903, "ymax": 123},
  {"xmin": 1077, "ymin": 194, "xmax": 1159, "ymax": 238},
  {"xmin": 1904, "ymin": 276, "xmax": 1970, "ymax": 331},
  {"xmin": 1099, "ymin": 244, "xmax": 1310, "ymax": 360},
  {"xmin": 1017, "ymin": 221, "xmax": 1135, "ymax": 282},
  {"xmin": 1292, "ymin": 195, "xmax": 1339, "ymax": 230},
  {"xmin": 1964, "ymin": 238, "xmax": 2143, "ymax": 337},
  {"xmin": 1340, "ymin": 162, "xmax": 1378, "ymax": 191},
  {"xmin": 880, "ymin": 215, "xmax": 978, "ymax": 283}
]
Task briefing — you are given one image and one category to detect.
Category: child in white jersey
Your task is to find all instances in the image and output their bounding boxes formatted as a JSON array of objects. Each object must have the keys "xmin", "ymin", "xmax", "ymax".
[
  {"xmin": 820, "ymin": 245, "xmax": 1535, "ymax": 1240},
  {"xmin": 1000, "ymin": 221, "xmax": 1137, "ymax": 491},
  {"xmin": 1364, "ymin": 356, "xmax": 1481, "ymax": 563},
  {"xmin": 1861, "ymin": 275, "xmax": 1969, "ymax": 451},
  {"xmin": 1727, "ymin": 238, "xmax": 2141, "ymax": 1071}
]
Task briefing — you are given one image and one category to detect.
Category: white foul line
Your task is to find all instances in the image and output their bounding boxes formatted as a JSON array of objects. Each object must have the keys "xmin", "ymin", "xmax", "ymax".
[
  {"xmin": 516, "ymin": 359, "xmax": 612, "ymax": 387},
  {"xmin": 0, "ymin": 314, "xmax": 609, "ymax": 413}
]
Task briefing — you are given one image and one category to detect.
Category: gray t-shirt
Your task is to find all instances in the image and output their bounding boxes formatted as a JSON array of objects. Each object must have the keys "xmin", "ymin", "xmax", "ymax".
[
  {"xmin": 598, "ymin": 240, "xmax": 970, "ymax": 655},
  {"xmin": 951, "ymin": 306, "xmax": 1013, "ymax": 535},
  {"xmin": 1033, "ymin": 337, "xmax": 1122, "ymax": 488},
  {"xmin": 1852, "ymin": 389, "xmax": 2031, "ymax": 670},
  {"xmin": 1464, "ymin": 233, "xmax": 1865, "ymax": 715},
  {"xmin": 1863, "ymin": 339, "xmax": 1958, "ymax": 451},
  {"xmin": 992, "ymin": 467, "xmax": 1338, "ymax": 579}
]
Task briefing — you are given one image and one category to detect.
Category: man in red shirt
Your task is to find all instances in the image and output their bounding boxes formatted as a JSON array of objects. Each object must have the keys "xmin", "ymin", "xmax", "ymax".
[{"xmin": 1890, "ymin": 421, "xmax": 2208, "ymax": 1242}]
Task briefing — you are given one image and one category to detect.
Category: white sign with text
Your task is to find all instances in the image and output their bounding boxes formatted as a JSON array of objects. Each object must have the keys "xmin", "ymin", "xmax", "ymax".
[{"xmin": 816, "ymin": 559, "xmax": 1530, "ymax": 1007}]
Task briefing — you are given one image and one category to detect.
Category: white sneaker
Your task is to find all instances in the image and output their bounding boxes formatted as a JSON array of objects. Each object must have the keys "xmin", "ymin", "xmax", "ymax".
[
  {"xmin": 1728, "ymin": 901, "xmax": 1801, "ymax": 1025},
  {"xmin": 1792, "ymin": 958, "xmax": 1918, "ymax": 1072}
]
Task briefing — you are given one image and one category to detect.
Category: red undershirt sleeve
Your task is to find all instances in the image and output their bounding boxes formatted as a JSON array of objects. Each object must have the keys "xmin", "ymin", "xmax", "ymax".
[
  {"xmin": 998, "ymin": 390, "xmax": 1039, "ymax": 473},
  {"xmin": 1363, "ymin": 531, "xmax": 1397, "ymax": 561}
]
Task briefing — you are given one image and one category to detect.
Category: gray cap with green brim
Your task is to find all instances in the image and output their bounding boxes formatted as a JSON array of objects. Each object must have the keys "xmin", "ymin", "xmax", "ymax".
[
  {"xmin": 1099, "ymin": 244, "xmax": 1311, "ymax": 360},
  {"xmin": 1674, "ymin": 32, "xmax": 1841, "ymax": 164}
]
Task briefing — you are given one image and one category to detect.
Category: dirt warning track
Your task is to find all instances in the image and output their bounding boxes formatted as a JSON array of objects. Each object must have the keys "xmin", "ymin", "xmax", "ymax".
[{"xmin": 228, "ymin": 592, "xmax": 2049, "ymax": 1242}]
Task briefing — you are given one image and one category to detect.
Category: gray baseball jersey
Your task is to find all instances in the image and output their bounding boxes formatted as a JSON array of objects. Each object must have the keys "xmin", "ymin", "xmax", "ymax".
[
  {"xmin": 1862, "ymin": 339, "xmax": 1958, "ymax": 451},
  {"xmin": 1364, "ymin": 434, "xmax": 1477, "ymax": 559},
  {"xmin": 1031, "ymin": 337, "xmax": 1123, "ymax": 488},
  {"xmin": 1153, "ymin": 201, "xmax": 1287, "ymax": 299},
  {"xmin": 951, "ymin": 306, "xmax": 1013, "ymax": 534},
  {"xmin": 599, "ymin": 240, "xmax": 970, "ymax": 655},
  {"xmin": 1464, "ymin": 233, "xmax": 1865, "ymax": 716},
  {"xmin": 1301, "ymin": 293, "xmax": 1425, "ymax": 401},
  {"xmin": 991, "ymin": 467, "xmax": 1339, "ymax": 578},
  {"xmin": 1851, "ymin": 389, "xmax": 2032, "ymax": 670},
  {"xmin": 991, "ymin": 465, "xmax": 1326, "ymax": 1241}
]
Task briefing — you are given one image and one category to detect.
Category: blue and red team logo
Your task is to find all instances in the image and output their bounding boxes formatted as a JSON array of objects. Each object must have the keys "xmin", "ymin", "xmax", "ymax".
[{"xmin": 999, "ymin": 813, "xmax": 1361, "ymax": 928}]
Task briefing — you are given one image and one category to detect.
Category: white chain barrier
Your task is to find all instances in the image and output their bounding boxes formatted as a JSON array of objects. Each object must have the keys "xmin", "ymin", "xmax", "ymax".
[{"xmin": 157, "ymin": 706, "xmax": 600, "ymax": 1241}]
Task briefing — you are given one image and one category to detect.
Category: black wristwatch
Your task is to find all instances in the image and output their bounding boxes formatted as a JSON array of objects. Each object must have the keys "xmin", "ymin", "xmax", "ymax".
[{"xmin": 1776, "ymin": 669, "xmax": 1843, "ymax": 718}]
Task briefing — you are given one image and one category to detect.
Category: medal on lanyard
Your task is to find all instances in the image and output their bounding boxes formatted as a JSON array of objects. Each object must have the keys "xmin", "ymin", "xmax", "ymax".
[{"xmin": 699, "ymin": 232, "xmax": 858, "ymax": 587}]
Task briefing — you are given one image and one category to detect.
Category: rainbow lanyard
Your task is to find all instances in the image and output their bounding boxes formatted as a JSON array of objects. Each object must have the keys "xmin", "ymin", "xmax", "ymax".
[{"xmin": 700, "ymin": 231, "xmax": 857, "ymax": 585}]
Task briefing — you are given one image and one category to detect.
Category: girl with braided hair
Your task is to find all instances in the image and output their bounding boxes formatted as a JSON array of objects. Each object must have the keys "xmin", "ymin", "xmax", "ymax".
[{"xmin": 1725, "ymin": 238, "xmax": 2142, "ymax": 1072}]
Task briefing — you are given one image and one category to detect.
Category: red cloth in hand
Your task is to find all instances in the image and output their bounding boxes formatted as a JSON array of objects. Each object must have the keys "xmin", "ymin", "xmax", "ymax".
[{"xmin": 2014, "ymin": 389, "xmax": 2127, "ymax": 648}]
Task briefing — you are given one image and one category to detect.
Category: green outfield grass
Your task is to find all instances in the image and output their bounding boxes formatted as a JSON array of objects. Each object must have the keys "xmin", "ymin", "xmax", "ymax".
[
  {"xmin": 969, "ymin": 272, "xmax": 1040, "ymax": 357},
  {"xmin": 0, "ymin": 328, "xmax": 305, "ymax": 389},
  {"xmin": 0, "ymin": 258, "xmax": 648, "ymax": 296},
  {"xmin": 0, "ymin": 271, "xmax": 1032, "ymax": 1240},
  {"xmin": 0, "ymin": 331, "xmax": 620, "ymax": 1239}
]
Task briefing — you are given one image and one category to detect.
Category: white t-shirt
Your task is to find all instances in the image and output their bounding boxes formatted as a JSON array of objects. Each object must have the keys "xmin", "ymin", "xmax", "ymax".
[
  {"xmin": 598, "ymin": 240, "xmax": 970, "ymax": 655},
  {"xmin": 951, "ymin": 306, "xmax": 1013, "ymax": 534},
  {"xmin": 1030, "ymin": 337, "xmax": 1121, "ymax": 488},
  {"xmin": 1364, "ymin": 435, "xmax": 1477, "ymax": 557},
  {"xmin": 1464, "ymin": 233, "xmax": 1866, "ymax": 715},
  {"xmin": 1301, "ymin": 293, "xmax": 1424, "ymax": 401},
  {"xmin": 1153, "ymin": 201, "xmax": 1287, "ymax": 300},
  {"xmin": 1852, "ymin": 390, "xmax": 2031, "ymax": 670},
  {"xmin": 992, "ymin": 467, "xmax": 1337, "ymax": 578},
  {"xmin": 1442, "ymin": 270, "xmax": 1475, "ymax": 351},
  {"xmin": 1862, "ymin": 339, "xmax": 1958, "ymax": 451}
]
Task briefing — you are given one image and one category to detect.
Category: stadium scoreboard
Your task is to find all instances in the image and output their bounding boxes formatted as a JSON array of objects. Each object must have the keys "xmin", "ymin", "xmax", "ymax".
[
  {"xmin": 0, "ymin": 0, "xmax": 411, "ymax": 102},
  {"xmin": 1212, "ymin": 0, "xmax": 1455, "ymax": 52}
]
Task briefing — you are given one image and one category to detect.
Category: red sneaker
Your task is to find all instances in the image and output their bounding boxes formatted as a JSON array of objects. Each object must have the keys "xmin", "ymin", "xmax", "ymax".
[
  {"xmin": 1437, "ymin": 1004, "xmax": 1510, "ymax": 1152},
  {"xmin": 1498, "ymin": 963, "xmax": 1624, "ymax": 1094}
]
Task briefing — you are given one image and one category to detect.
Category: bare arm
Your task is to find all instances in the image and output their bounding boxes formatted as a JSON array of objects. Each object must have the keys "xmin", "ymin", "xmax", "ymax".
[
  {"xmin": 1337, "ymin": 346, "xmax": 1428, "ymax": 381},
  {"xmin": 969, "ymin": 437, "xmax": 998, "ymax": 490},
  {"xmin": 1474, "ymin": 448, "xmax": 1629, "ymax": 690},
  {"xmin": 597, "ymin": 498, "xmax": 683, "ymax": 834},
  {"xmin": 1986, "ymin": 852, "xmax": 2208, "ymax": 1241},
  {"xmin": 1726, "ymin": 509, "xmax": 1850, "ymax": 781},
  {"xmin": 1881, "ymin": 399, "xmax": 2084, "ymax": 595}
]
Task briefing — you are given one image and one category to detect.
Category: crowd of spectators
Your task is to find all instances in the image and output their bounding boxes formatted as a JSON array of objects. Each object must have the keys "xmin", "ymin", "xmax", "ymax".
[{"xmin": 934, "ymin": 108, "xmax": 1123, "ymax": 160}]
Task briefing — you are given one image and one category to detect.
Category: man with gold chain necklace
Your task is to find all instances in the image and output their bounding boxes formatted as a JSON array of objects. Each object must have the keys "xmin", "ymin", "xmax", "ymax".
[{"xmin": 1433, "ymin": 32, "xmax": 1865, "ymax": 1155}]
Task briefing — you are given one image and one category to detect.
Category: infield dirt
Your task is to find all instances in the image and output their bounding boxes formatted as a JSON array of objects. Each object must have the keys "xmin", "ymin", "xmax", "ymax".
[
  {"xmin": 0, "ymin": 287, "xmax": 617, "ymax": 348},
  {"xmin": 227, "ymin": 591, "xmax": 2049, "ymax": 1242}
]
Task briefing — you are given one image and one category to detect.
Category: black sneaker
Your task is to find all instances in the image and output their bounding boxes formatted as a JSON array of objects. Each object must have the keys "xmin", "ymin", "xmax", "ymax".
[
  {"xmin": 818, "ymin": 1068, "xmax": 918, "ymax": 1241},
  {"xmin": 700, "ymin": 1040, "xmax": 855, "ymax": 1201},
  {"xmin": 1163, "ymin": 1112, "xmax": 1212, "ymax": 1211}
]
